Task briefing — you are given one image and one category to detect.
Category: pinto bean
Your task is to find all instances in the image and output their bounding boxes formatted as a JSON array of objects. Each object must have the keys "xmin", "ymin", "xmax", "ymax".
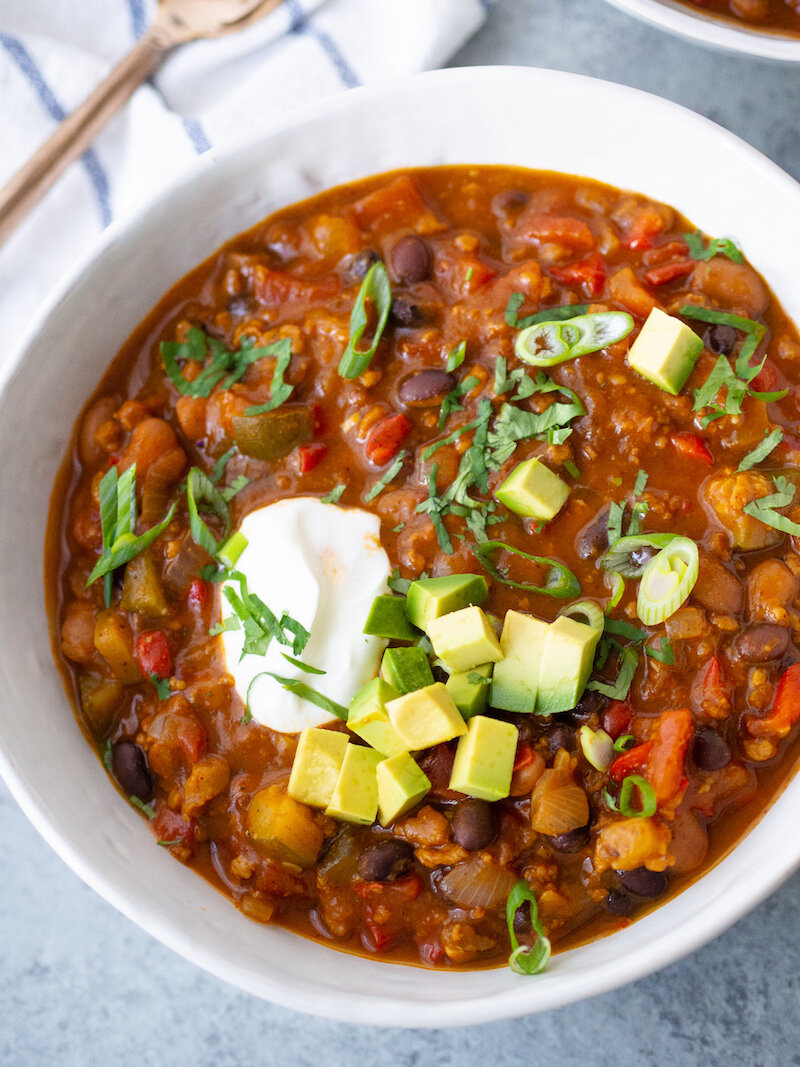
[
  {"xmin": 747, "ymin": 559, "xmax": 798, "ymax": 626},
  {"xmin": 61, "ymin": 600, "xmax": 97, "ymax": 664},
  {"xmin": 398, "ymin": 369, "xmax": 454, "ymax": 406},
  {"xmin": 692, "ymin": 553, "xmax": 744, "ymax": 614},
  {"xmin": 79, "ymin": 396, "xmax": 118, "ymax": 466},
  {"xmin": 692, "ymin": 258, "xmax": 768, "ymax": 318},
  {"xmin": 735, "ymin": 624, "xmax": 790, "ymax": 662}
]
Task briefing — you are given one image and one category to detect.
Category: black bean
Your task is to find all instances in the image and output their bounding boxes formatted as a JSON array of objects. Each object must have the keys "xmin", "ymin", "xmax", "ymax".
[
  {"xmin": 398, "ymin": 369, "xmax": 454, "ymax": 406},
  {"xmin": 111, "ymin": 741, "xmax": 153, "ymax": 803},
  {"xmin": 345, "ymin": 248, "xmax": 380, "ymax": 283},
  {"xmin": 703, "ymin": 323, "xmax": 739, "ymax": 356},
  {"xmin": 513, "ymin": 902, "xmax": 532, "ymax": 936},
  {"xmin": 546, "ymin": 724, "xmax": 576, "ymax": 755},
  {"xmin": 356, "ymin": 839, "xmax": 414, "ymax": 882},
  {"xmin": 452, "ymin": 798, "xmax": 498, "ymax": 851},
  {"xmin": 576, "ymin": 505, "xmax": 611, "ymax": 560},
  {"xmin": 547, "ymin": 824, "xmax": 591, "ymax": 853},
  {"xmin": 692, "ymin": 726, "xmax": 731, "ymax": 771},
  {"xmin": 615, "ymin": 867, "xmax": 668, "ymax": 898},
  {"xmin": 734, "ymin": 624, "xmax": 789, "ymax": 663},
  {"xmin": 390, "ymin": 299, "xmax": 426, "ymax": 328},
  {"xmin": 606, "ymin": 890, "xmax": 634, "ymax": 916},
  {"xmin": 565, "ymin": 689, "xmax": 609, "ymax": 724},
  {"xmin": 492, "ymin": 189, "xmax": 530, "ymax": 218},
  {"xmin": 390, "ymin": 235, "xmax": 431, "ymax": 284}
]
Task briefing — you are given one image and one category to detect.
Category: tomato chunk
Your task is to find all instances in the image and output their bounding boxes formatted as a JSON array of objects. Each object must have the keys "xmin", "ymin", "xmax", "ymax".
[
  {"xmin": 549, "ymin": 253, "xmax": 607, "ymax": 297},
  {"xmin": 515, "ymin": 213, "xmax": 595, "ymax": 253},
  {"xmin": 747, "ymin": 663, "xmax": 800, "ymax": 739},
  {"xmin": 646, "ymin": 708, "xmax": 694, "ymax": 807},
  {"xmin": 298, "ymin": 443, "xmax": 328, "ymax": 473},
  {"xmin": 608, "ymin": 741, "xmax": 652, "ymax": 783},
  {"xmin": 643, "ymin": 260, "xmax": 695, "ymax": 287},
  {"xmin": 365, "ymin": 413, "xmax": 412, "ymax": 466},
  {"xmin": 671, "ymin": 432, "xmax": 713, "ymax": 466},
  {"xmin": 135, "ymin": 630, "xmax": 172, "ymax": 678}
]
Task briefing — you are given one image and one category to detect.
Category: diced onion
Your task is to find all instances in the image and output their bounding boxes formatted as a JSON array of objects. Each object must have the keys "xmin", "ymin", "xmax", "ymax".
[
  {"xmin": 439, "ymin": 857, "xmax": 518, "ymax": 909},
  {"xmin": 531, "ymin": 778, "xmax": 590, "ymax": 835},
  {"xmin": 637, "ymin": 537, "xmax": 699, "ymax": 626},
  {"xmin": 579, "ymin": 726, "xmax": 614, "ymax": 772}
]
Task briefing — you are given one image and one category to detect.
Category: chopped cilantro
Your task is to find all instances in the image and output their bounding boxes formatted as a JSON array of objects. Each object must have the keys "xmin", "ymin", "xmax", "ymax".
[
  {"xmin": 148, "ymin": 672, "xmax": 171, "ymax": 700},
  {"xmin": 446, "ymin": 341, "xmax": 467, "ymax": 372},
  {"xmin": 129, "ymin": 796, "xmax": 156, "ymax": 819},
  {"xmin": 186, "ymin": 467, "xmax": 231, "ymax": 556},
  {"xmin": 364, "ymin": 450, "xmax": 408, "ymax": 503},
  {"xmin": 321, "ymin": 484, "xmax": 346, "ymax": 504},
  {"xmin": 563, "ymin": 459, "xmax": 580, "ymax": 480},
  {"xmin": 161, "ymin": 328, "xmax": 289, "ymax": 400},
  {"xmin": 243, "ymin": 338, "xmax": 294, "ymax": 415},
  {"xmin": 438, "ymin": 374, "xmax": 479, "ymax": 430},
  {"xmin": 743, "ymin": 475, "xmax": 800, "ymax": 535},
  {"xmin": 684, "ymin": 230, "xmax": 743, "ymax": 264},
  {"xmin": 738, "ymin": 427, "xmax": 783, "ymax": 472}
]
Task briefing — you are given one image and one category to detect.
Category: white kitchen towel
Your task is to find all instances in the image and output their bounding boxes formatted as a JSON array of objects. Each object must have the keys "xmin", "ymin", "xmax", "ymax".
[{"xmin": 0, "ymin": 0, "xmax": 491, "ymax": 359}]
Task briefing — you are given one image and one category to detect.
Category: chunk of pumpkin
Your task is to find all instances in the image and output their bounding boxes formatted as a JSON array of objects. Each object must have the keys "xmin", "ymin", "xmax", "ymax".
[
  {"xmin": 78, "ymin": 671, "xmax": 123, "ymax": 736},
  {"xmin": 247, "ymin": 784, "xmax": 324, "ymax": 868},
  {"xmin": 594, "ymin": 816, "xmax": 672, "ymax": 873},
  {"xmin": 93, "ymin": 610, "xmax": 141, "ymax": 684}
]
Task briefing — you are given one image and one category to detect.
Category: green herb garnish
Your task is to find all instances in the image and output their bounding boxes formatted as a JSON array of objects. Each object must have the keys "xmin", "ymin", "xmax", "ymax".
[
  {"xmin": 364, "ymin": 451, "xmax": 408, "ymax": 503},
  {"xmin": 438, "ymin": 374, "xmax": 479, "ymax": 430},
  {"xmin": 129, "ymin": 796, "xmax": 156, "ymax": 819},
  {"xmin": 505, "ymin": 880, "xmax": 551, "ymax": 976},
  {"xmin": 738, "ymin": 427, "xmax": 783, "ymax": 472},
  {"xmin": 473, "ymin": 540, "xmax": 580, "ymax": 599},
  {"xmin": 613, "ymin": 734, "xmax": 635, "ymax": 753},
  {"xmin": 321, "ymin": 484, "xmax": 346, "ymax": 504},
  {"xmin": 259, "ymin": 672, "xmax": 348, "ymax": 720},
  {"xmin": 446, "ymin": 341, "xmax": 467, "ymax": 372},
  {"xmin": 186, "ymin": 467, "xmax": 231, "ymax": 556},
  {"xmin": 609, "ymin": 774, "xmax": 657, "ymax": 818},
  {"xmin": 743, "ymin": 475, "xmax": 800, "ymax": 535},
  {"xmin": 586, "ymin": 644, "xmax": 639, "ymax": 700},
  {"xmin": 161, "ymin": 328, "xmax": 287, "ymax": 399},
  {"xmin": 684, "ymin": 230, "xmax": 743, "ymax": 264},
  {"xmin": 148, "ymin": 672, "xmax": 171, "ymax": 700},
  {"xmin": 243, "ymin": 338, "xmax": 294, "ymax": 415},
  {"xmin": 338, "ymin": 261, "xmax": 392, "ymax": 379},
  {"xmin": 504, "ymin": 294, "xmax": 589, "ymax": 331},
  {"xmin": 87, "ymin": 464, "xmax": 176, "ymax": 605}
]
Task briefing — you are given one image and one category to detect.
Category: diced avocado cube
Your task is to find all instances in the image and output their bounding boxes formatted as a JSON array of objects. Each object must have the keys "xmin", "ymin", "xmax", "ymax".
[
  {"xmin": 536, "ymin": 615, "xmax": 601, "ymax": 716},
  {"xmin": 490, "ymin": 610, "xmax": 549, "ymax": 713},
  {"xmin": 386, "ymin": 682, "xmax": 467, "ymax": 750},
  {"xmin": 348, "ymin": 677, "xmax": 408, "ymax": 757},
  {"xmin": 376, "ymin": 752, "xmax": 431, "ymax": 825},
  {"xmin": 325, "ymin": 744, "xmax": 383, "ymax": 824},
  {"xmin": 247, "ymin": 784, "xmax": 324, "ymax": 867},
  {"xmin": 446, "ymin": 663, "xmax": 493, "ymax": 719},
  {"xmin": 363, "ymin": 595, "xmax": 419, "ymax": 641},
  {"xmin": 627, "ymin": 307, "xmax": 703, "ymax": 396},
  {"xmin": 449, "ymin": 715, "xmax": 518, "ymax": 802},
  {"xmin": 380, "ymin": 645, "xmax": 434, "ymax": 694},
  {"xmin": 427, "ymin": 605, "xmax": 503, "ymax": 673},
  {"xmin": 405, "ymin": 574, "xmax": 488, "ymax": 631},
  {"xmin": 287, "ymin": 727, "xmax": 349, "ymax": 808},
  {"xmin": 495, "ymin": 457, "xmax": 570, "ymax": 522}
]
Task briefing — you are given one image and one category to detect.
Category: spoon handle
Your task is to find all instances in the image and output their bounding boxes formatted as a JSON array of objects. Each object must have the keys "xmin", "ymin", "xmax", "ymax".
[{"xmin": 0, "ymin": 30, "xmax": 171, "ymax": 248}]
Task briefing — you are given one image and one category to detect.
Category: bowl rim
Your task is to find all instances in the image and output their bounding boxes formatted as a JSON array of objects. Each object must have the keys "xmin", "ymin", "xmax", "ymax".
[
  {"xmin": 3, "ymin": 64, "xmax": 800, "ymax": 1026},
  {"xmin": 602, "ymin": 0, "xmax": 800, "ymax": 60}
]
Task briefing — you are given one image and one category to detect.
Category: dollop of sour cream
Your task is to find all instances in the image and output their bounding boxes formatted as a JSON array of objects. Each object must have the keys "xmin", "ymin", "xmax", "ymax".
[{"xmin": 220, "ymin": 498, "xmax": 391, "ymax": 733}]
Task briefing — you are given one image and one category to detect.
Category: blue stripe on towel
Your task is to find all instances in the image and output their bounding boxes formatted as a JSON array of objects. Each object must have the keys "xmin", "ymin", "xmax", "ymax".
[
  {"xmin": 125, "ymin": 0, "xmax": 148, "ymax": 39},
  {"xmin": 0, "ymin": 33, "xmax": 113, "ymax": 226},
  {"xmin": 284, "ymin": 0, "xmax": 361, "ymax": 88},
  {"xmin": 182, "ymin": 116, "xmax": 212, "ymax": 154}
]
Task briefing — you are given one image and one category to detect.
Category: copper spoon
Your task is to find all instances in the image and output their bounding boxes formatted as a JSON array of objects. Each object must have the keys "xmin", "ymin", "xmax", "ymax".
[{"xmin": 0, "ymin": 0, "xmax": 285, "ymax": 247}]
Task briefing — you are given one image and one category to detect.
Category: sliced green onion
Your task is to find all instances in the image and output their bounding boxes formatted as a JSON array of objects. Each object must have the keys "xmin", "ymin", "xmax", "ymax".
[
  {"xmin": 637, "ymin": 536, "xmax": 699, "ymax": 626},
  {"xmin": 186, "ymin": 467, "xmax": 231, "ymax": 556},
  {"xmin": 586, "ymin": 645, "xmax": 639, "ymax": 700},
  {"xmin": 218, "ymin": 531, "xmax": 248, "ymax": 570},
  {"xmin": 559, "ymin": 600, "xmax": 604, "ymax": 634},
  {"xmin": 338, "ymin": 261, "xmax": 392, "ymax": 379},
  {"xmin": 613, "ymin": 734, "xmax": 635, "ymax": 753},
  {"xmin": 473, "ymin": 540, "xmax": 580, "ymax": 599},
  {"xmin": 364, "ymin": 450, "xmax": 408, "ymax": 503},
  {"xmin": 606, "ymin": 572, "xmax": 625, "ymax": 611},
  {"xmin": 600, "ymin": 533, "xmax": 679, "ymax": 578},
  {"xmin": 505, "ymin": 880, "xmax": 551, "ymax": 976},
  {"xmin": 618, "ymin": 774, "xmax": 657, "ymax": 818},
  {"xmin": 515, "ymin": 311, "xmax": 633, "ymax": 368},
  {"xmin": 259, "ymin": 671, "xmax": 348, "ymax": 720},
  {"xmin": 579, "ymin": 726, "xmax": 614, "ymax": 772}
]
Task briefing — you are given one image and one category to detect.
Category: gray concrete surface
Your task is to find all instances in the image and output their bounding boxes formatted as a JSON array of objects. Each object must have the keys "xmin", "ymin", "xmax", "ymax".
[{"xmin": 4, "ymin": 1, "xmax": 800, "ymax": 1063}]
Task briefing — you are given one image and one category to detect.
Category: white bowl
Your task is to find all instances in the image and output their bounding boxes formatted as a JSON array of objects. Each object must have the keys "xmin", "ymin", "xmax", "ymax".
[
  {"xmin": 2, "ymin": 66, "xmax": 800, "ymax": 1027},
  {"xmin": 603, "ymin": 0, "xmax": 800, "ymax": 60}
]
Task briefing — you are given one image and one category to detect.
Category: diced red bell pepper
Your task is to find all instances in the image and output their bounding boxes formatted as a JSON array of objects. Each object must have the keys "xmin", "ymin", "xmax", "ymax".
[
  {"xmin": 310, "ymin": 402, "xmax": 326, "ymax": 437},
  {"xmin": 516, "ymin": 213, "xmax": 595, "ymax": 253},
  {"xmin": 646, "ymin": 708, "xmax": 694, "ymax": 807},
  {"xmin": 642, "ymin": 240, "xmax": 690, "ymax": 267},
  {"xmin": 135, "ymin": 630, "xmax": 172, "ymax": 679},
  {"xmin": 187, "ymin": 578, "xmax": 210, "ymax": 611},
  {"xmin": 513, "ymin": 741, "xmax": 535, "ymax": 772},
  {"xmin": 549, "ymin": 253, "xmax": 607, "ymax": 298},
  {"xmin": 297, "ymin": 443, "xmax": 328, "ymax": 473},
  {"xmin": 252, "ymin": 266, "xmax": 339, "ymax": 306},
  {"xmin": 747, "ymin": 663, "xmax": 800, "ymax": 739},
  {"xmin": 671, "ymin": 431, "xmax": 714, "ymax": 466},
  {"xmin": 695, "ymin": 655, "xmax": 732, "ymax": 720},
  {"xmin": 365, "ymin": 413, "xmax": 412, "ymax": 466},
  {"xmin": 354, "ymin": 873, "xmax": 422, "ymax": 903},
  {"xmin": 623, "ymin": 208, "xmax": 666, "ymax": 251},
  {"xmin": 643, "ymin": 260, "xmax": 695, "ymax": 287},
  {"xmin": 750, "ymin": 361, "xmax": 778, "ymax": 393},
  {"xmin": 608, "ymin": 741, "xmax": 652, "ymax": 783},
  {"xmin": 152, "ymin": 807, "xmax": 196, "ymax": 852},
  {"xmin": 602, "ymin": 700, "xmax": 632, "ymax": 740},
  {"xmin": 363, "ymin": 917, "xmax": 404, "ymax": 953}
]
